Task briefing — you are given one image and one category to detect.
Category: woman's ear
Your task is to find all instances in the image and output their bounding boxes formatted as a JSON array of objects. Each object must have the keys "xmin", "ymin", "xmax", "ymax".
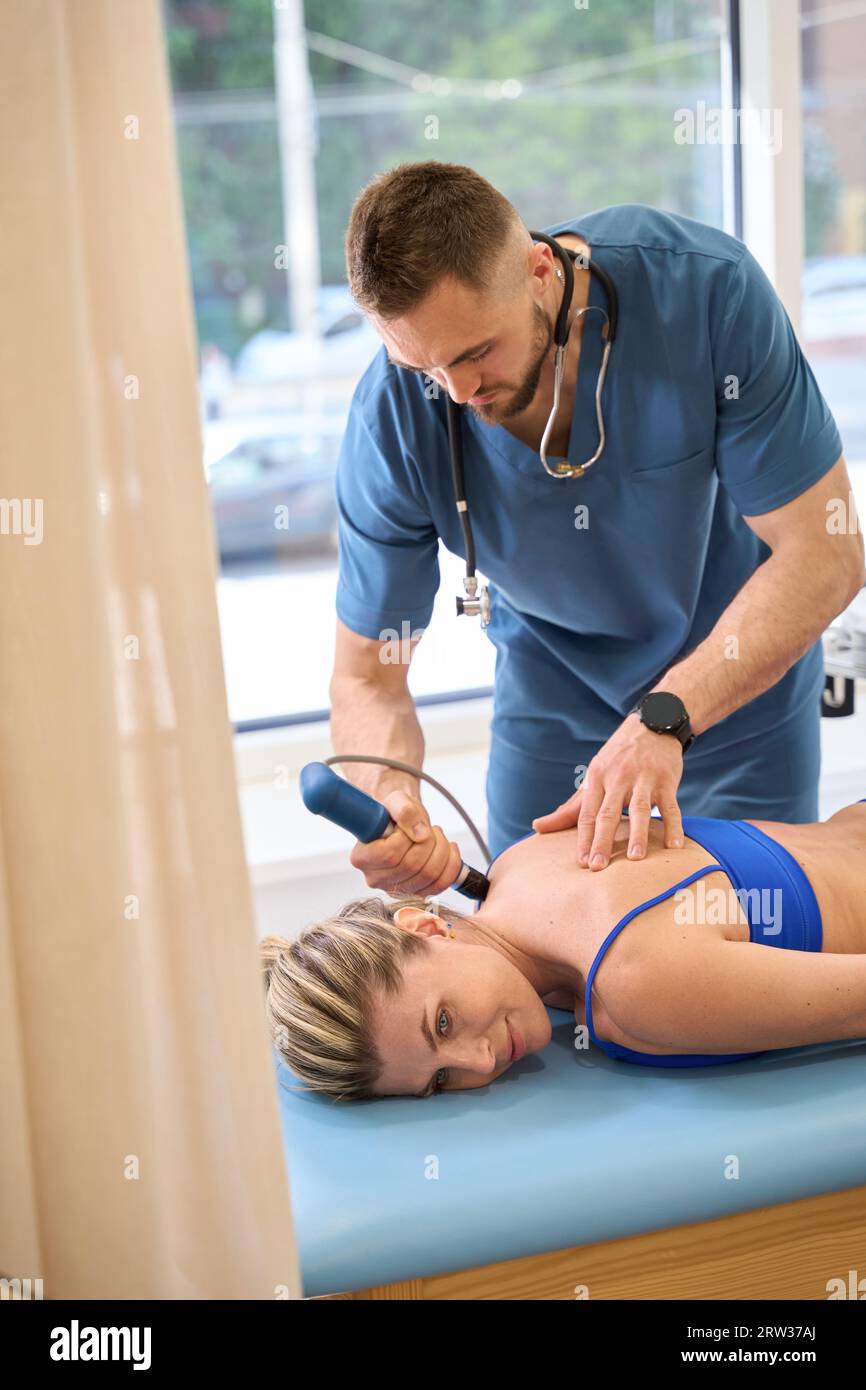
[
  {"xmin": 393, "ymin": 906, "xmax": 450, "ymax": 938},
  {"xmin": 393, "ymin": 905, "xmax": 434, "ymax": 930}
]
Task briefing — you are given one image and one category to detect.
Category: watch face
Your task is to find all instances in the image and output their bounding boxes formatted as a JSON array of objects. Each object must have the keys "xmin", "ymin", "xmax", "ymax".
[{"xmin": 643, "ymin": 691, "xmax": 685, "ymax": 730}]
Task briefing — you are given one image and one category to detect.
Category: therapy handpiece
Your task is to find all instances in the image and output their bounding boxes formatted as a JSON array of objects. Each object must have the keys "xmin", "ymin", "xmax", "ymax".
[{"xmin": 299, "ymin": 762, "xmax": 490, "ymax": 902}]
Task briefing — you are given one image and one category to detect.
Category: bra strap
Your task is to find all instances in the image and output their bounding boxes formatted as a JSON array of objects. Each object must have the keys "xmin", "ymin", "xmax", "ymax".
[{"xmin": 583, "ymin": 863, "xmax": 722, "ymax": 1049}]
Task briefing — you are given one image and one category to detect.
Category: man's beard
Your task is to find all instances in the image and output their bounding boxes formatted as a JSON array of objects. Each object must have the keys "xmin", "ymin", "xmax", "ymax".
[{"xmin": 473, "ymin": 301, "xmax": 554, "ymax": 420}]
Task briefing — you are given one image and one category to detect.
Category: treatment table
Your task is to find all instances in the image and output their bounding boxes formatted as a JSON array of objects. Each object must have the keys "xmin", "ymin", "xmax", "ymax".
[{"xmin": 275, "ymin": 1012, "xmax": 866, "ymax": 1299}]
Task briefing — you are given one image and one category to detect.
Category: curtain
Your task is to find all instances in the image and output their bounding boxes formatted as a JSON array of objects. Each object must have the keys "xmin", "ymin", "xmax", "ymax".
[{"xmin": 0, "ymin": 0, "xmax": 301, "ymax": 1299}]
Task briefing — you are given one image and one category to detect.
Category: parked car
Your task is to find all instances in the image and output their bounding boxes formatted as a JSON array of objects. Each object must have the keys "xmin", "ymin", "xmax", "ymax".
[
  {"xmin": 802, "ymin": 255, "xmax": 866, "ymax": 347},
  {"xmin": 203, "ymin": 413, "xmax": 345, "ymax": 559},
  {"xmin": 233, "ymin": 285, "xmax": 382, "ymax": 385}
]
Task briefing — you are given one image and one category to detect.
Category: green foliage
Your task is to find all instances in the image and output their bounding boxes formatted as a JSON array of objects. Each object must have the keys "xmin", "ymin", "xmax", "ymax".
[
  {"xmin": 161, "ymin": 0, "xmax": 771, "ymax": 355},
  {"xmin": 164, "ymin": 0, "xmax": 276, "ymax": 91}
]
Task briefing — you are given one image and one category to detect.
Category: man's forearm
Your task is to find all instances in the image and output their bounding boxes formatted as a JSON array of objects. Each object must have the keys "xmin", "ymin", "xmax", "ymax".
[
  {"xmin": 329, "ymin": 676, "xmax": 425, "ymax": 800},
  {"xmin": 649, "ymin": 548, "xmax": 857, "ymax": 736}
]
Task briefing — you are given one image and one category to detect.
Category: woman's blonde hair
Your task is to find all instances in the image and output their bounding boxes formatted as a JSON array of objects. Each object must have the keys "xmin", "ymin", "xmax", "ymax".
[{"xmin": 261, "ymin": 895, "xmax": 467, "ymax": 1103}]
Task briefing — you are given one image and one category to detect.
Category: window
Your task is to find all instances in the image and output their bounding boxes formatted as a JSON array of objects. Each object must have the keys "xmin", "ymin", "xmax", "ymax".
[
  {"xmin": 801, "ymin": 0, "xmax": 866, "ymax": 508},
  {"xmin": 164, "ymin": 0, "xmax": 733, "ymax": 726}
]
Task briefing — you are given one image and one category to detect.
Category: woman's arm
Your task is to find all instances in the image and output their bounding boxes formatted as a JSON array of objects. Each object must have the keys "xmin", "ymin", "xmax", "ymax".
[{"xmin": 612, "ymin": 936, "xmax": 866, "ymax": 1053}]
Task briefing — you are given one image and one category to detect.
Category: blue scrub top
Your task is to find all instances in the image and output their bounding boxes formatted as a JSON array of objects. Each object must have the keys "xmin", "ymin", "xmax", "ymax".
[{"xmin": 334, "ymin": 202, "xmax": 843, "ymax": 769}]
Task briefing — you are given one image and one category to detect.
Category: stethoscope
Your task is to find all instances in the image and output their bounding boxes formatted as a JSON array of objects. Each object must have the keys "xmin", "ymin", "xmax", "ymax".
[{"xmin": 447, "ymin": 230, "xmax": 619, "ymax": 626}]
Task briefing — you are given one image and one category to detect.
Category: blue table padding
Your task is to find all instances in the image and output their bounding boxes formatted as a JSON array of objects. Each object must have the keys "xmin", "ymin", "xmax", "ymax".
[{"xmin": 275, "ymin": 1013, "xmax": 866, "ymax": 1297}]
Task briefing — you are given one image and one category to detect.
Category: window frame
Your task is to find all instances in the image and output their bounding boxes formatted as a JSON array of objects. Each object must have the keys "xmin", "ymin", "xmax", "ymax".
[{"xmin": 233, "ymin": 1, "xmax": 747, "ymax": 736}]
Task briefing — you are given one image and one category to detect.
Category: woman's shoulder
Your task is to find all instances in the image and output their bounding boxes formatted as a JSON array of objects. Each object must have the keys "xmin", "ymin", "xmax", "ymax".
[
  {"xmin": 485, "ymin": 828, "xmax": 538, "ymax": 879},
  {"xmin": 486, "ymin": 819, "xmax": 665, "ymax": 885},
  {"xmin": 486, "ymin": 821, "xmax": 743, "ymax": 975}
]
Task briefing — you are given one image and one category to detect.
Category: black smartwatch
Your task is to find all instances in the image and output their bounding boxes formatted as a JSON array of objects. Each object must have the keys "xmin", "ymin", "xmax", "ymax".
[{"xmin": 630, "ymin": 691, "xmax": 695, "ymax": 752}]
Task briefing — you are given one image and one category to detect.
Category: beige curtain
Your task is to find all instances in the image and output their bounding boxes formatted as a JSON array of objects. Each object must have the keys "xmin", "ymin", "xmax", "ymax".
[{"xmin": 0, "ymin": 0, "xmax": 301, "ymax": 1299}]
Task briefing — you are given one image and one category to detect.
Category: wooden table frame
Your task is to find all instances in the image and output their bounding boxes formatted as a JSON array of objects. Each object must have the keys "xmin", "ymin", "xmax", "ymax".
[{"xmin": 312, "ymin": 1183, "xmax": 866, "ymax": 1300}]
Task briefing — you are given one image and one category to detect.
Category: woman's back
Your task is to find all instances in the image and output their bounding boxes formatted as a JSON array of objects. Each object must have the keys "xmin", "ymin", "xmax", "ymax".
[{"xmin": 483, "ymin": 802, "xmax": 866, "ymax": 1063}]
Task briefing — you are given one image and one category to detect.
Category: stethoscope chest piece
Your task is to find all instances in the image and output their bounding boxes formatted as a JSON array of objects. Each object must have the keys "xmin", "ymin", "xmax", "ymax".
[{"xmin": 456, "ymin": 572, "xmax": 491, "ymax": 626}]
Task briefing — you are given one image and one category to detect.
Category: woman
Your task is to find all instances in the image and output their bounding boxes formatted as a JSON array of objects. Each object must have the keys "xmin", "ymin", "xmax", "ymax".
[{"xmin": 261, "ymin": 800, "xmax": 866, "ymax": 1101}]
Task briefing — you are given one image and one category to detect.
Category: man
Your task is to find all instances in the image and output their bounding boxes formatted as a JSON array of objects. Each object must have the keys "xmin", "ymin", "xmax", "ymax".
[{"xmin": 329, "ymin": 161, "xmax": 863, "ymax": 895}]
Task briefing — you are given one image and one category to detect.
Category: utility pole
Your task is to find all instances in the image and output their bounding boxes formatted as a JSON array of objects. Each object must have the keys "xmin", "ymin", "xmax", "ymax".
[{"xmin": 273, "ymin": 0, "xmax": 321, "ymax": 338}]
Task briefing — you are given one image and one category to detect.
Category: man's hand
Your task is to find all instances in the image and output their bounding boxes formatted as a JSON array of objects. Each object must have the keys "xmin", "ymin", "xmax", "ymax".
[
  {"xmin": 349, "ymin": 787, "xmax": 464, "ymax": 897},
  {"xmin": 531, "ymin": 713, "xmax": 686, "ymax": 869}
]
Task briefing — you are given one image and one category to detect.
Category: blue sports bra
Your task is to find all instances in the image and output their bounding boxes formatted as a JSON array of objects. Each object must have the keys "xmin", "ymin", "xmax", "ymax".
[{"xmin": 486, "ymin": 813, "xmax": 825, "ymax": 1068}]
